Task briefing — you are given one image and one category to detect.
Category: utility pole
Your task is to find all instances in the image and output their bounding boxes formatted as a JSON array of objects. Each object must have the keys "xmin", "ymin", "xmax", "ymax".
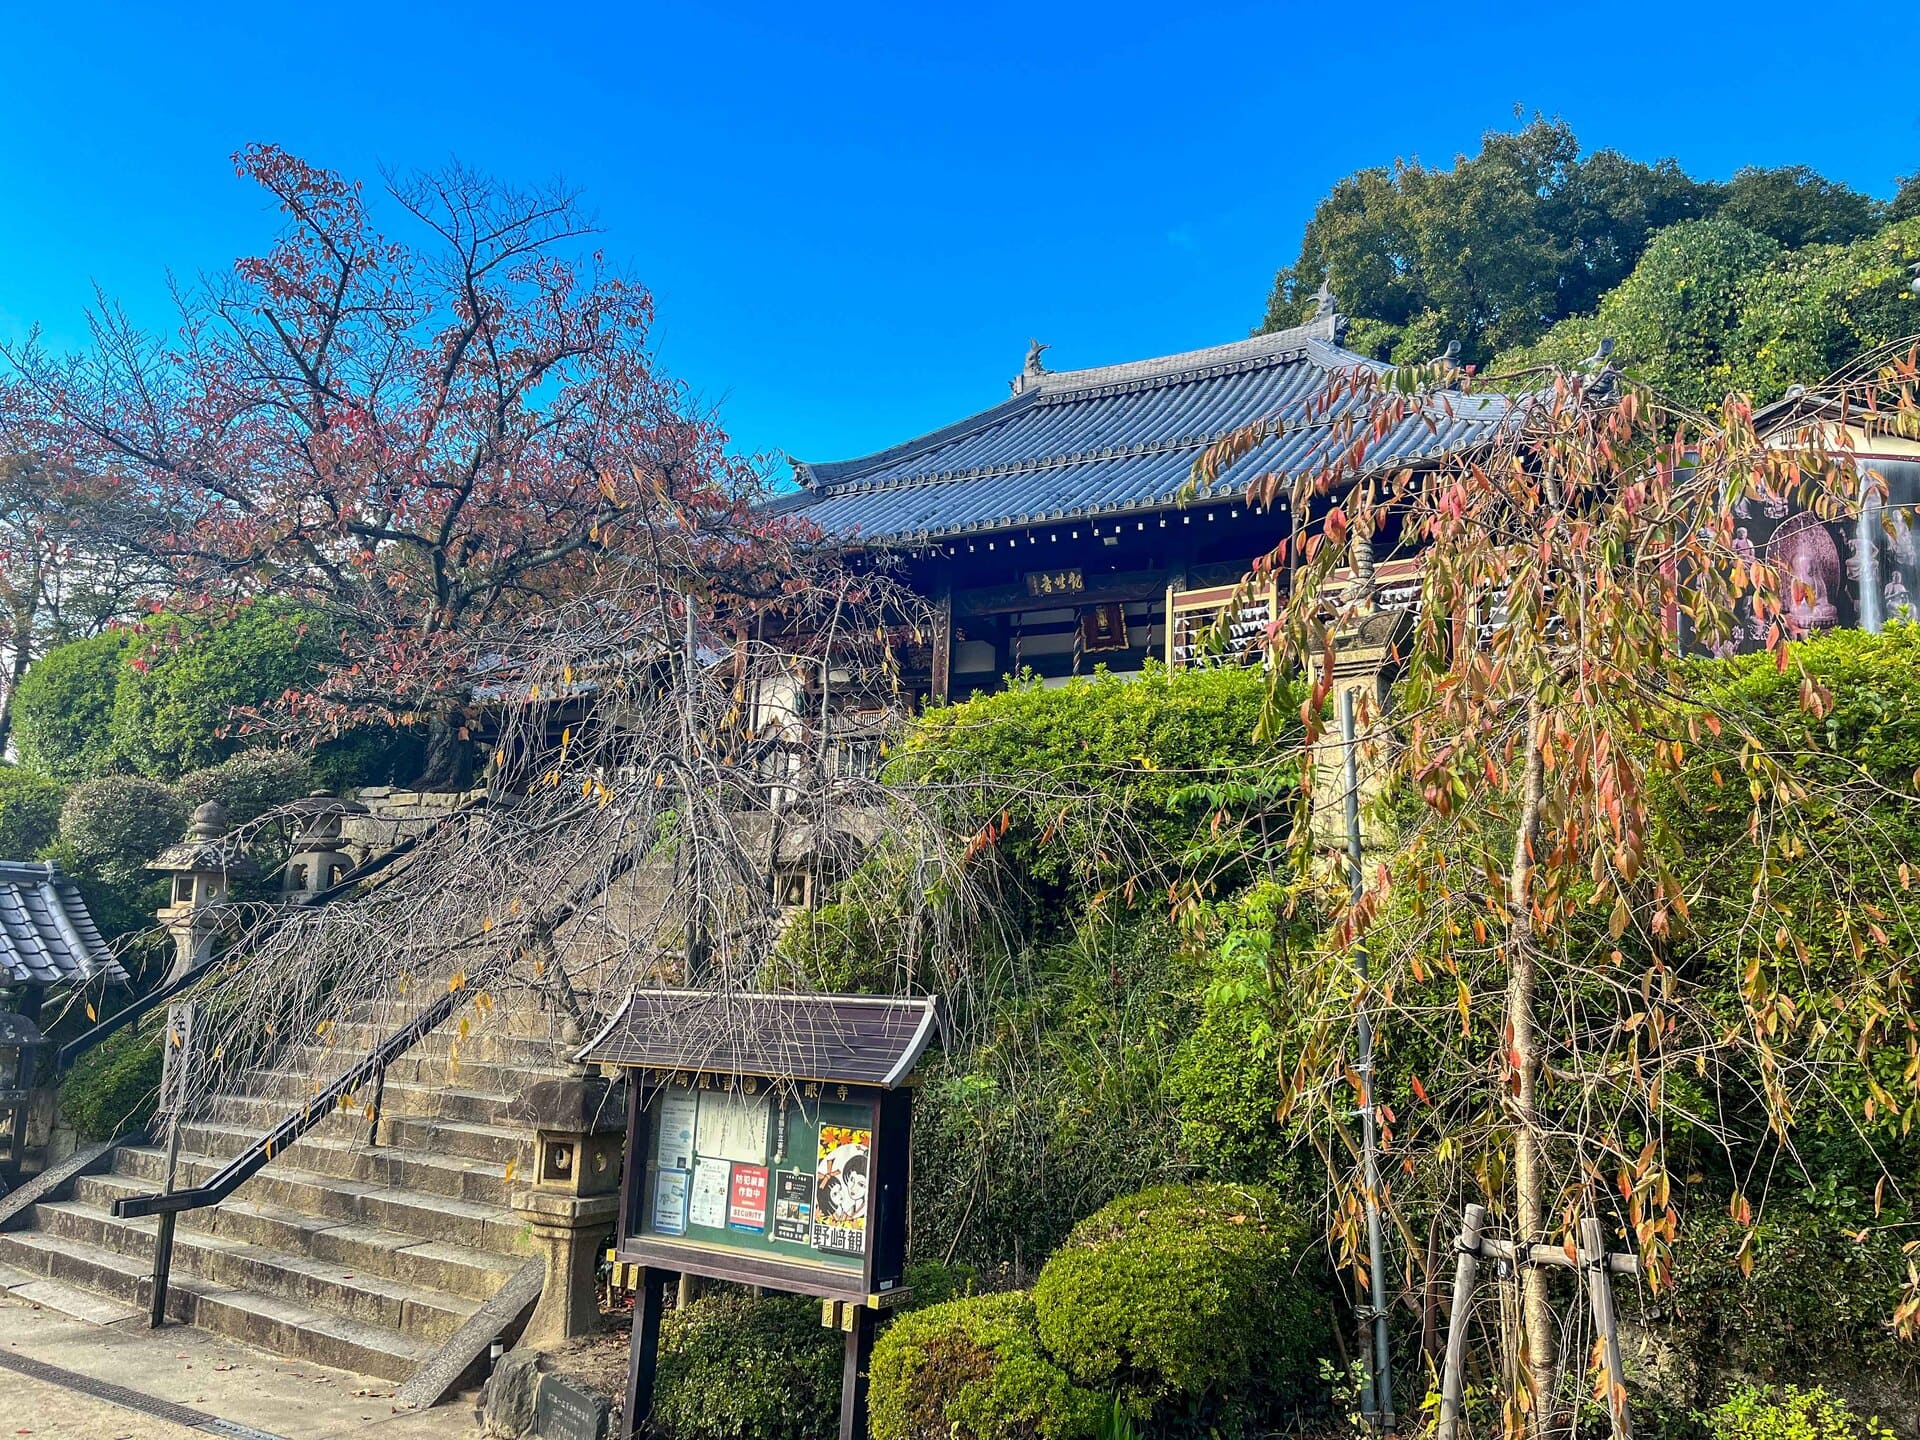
[{"xmin": 1342, "ymin": 687, "xmax": 1394, "ymax": 1431}]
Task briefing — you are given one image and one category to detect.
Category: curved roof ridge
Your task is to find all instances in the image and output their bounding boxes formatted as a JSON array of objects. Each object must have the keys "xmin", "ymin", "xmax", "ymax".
[
  {"xmin": 1030, "ymin": 312, "xmax": 1348, "ymax": 397},
  {"xmin": 795, "ymin": 389, "xmax": 1040, "ymax": 491},
  {"xmin": 792, "ymin": 315, "xmax": 1360, "ymax": 491}
]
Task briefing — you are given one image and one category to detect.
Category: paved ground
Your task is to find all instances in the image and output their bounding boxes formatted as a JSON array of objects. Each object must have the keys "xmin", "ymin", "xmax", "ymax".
[{"xmin": 0, "ymin": 1295, "xmax": 478, "ymax": 1439}]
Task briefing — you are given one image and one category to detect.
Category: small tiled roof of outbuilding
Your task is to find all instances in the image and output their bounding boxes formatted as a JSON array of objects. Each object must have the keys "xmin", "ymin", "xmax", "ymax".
[
  {"xmin": 0, "ymin": 860, "xmax": 128, "ymax": 988},
  {"xmin": 579, "ymin": 989, "xmax": 946, "ymax": 1089},
  {"xmin": 783, "ymin": 311, "xmax": 1518, "ymax": 544}
]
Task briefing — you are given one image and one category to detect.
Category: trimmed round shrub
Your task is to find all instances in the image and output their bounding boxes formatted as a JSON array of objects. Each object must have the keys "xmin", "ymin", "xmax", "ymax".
[
  {"xmin": 1031, "ymin": 1184, "xmax": 1327, "ymax": 1436},
  {"xmin": 1709, "ymin": 1385, "xmax": 1895, "ymax": 1440},
  {"xmin": 869, "ymin": 1291, "xmax": 1101, "ymax": 1440},
  {"xmin": 649, "ymin": 1292, "xmax": 843, "ymax": 1440},
  {"xmin": 110, "ymin": 605, "xmax": 336, "ymax": 779},
  {"xmin": 10, "ymin": 629, "xmax": 131, "ymax": 780},
  {"xmin": 0, "ymin": 767, "xmax": 68, "ymax": 859},
  {"xmin": 59, "ymin": 776, "xmax": 187, "ymax": 885},
  {"xmin": 175, "ymin": 748, "xmax": 316, "ymax": 825}
]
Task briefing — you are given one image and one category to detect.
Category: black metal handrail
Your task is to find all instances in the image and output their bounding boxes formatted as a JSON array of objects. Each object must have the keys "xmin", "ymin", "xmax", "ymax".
[
  {"xmin": 55, "ymin": 964, "xmax": 207, "ymax": 1074},
  {"xmin": 111, "ymin": 987, "xmax": 462, "ymax": 1221}
]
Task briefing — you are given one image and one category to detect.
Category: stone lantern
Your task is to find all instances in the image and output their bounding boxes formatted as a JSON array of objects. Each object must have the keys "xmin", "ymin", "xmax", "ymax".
[
  {"xmin": 506, "ymin": 1075, "xmax": 626, "ymax": 1350},
  {"xmin": 148, "ymin": 802, "xmax": 258, "ymax": 983},
  {"xmin": 281, "ymin": 791, "xmax": 368, "ymax": 904},
  {"xmin": 0, "ymin": 1011, "xmax": 52, "ymax": 1180}
]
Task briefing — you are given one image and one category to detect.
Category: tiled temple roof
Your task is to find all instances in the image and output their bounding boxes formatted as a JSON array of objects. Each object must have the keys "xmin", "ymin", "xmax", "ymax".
[
  {"xmin": 0, "ymin": 860, "xmax": 127, "ymax": 988},
  {"xmin": 782, "ymin": 313, "xmax": 1516, "ymax": 544}
]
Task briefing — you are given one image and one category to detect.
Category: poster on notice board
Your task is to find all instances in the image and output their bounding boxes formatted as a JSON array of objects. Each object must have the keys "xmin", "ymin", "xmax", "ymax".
[
  {"xmin": 772, "ymin": 1170, "xmax": 812, "ymax": 1244},
  {"xmin": 688, "ymin": 1160, "xmax": 730, "ymax": 1229},
  {"xmin": 812, "ymin": 1125, "xmax": 870, "ymax": 1256},
  {"xmin": 652, "ymin": 1169, "xmax": 689, "ymax": 1237}
]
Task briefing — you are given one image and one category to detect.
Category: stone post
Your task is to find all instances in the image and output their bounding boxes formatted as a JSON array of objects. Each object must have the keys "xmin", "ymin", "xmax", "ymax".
[
  {"xmin": 507, "ymin": 1076, "xmax": 627, "ymax": 1351},
  {"xmin": 147, "ymin": 803, "xmax": 258, "ymax": 983},
  {"xmin": 1309, "ymin": 609, "xmax": 1411, "ymax": 852},
  {"xmin": 281, "ymin": 792, "xmax": 369, "ymax": 903}
]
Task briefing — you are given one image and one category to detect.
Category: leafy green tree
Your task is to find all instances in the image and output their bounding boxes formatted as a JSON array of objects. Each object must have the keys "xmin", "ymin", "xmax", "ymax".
[
  {"xmin": 1892, "ymin": 171, "xmax": 1920, "ymax": 224},
  {"xmin": 1717, "ymin": 165, "xmax": 1883, "ymax": 250},
  {"xmin": 1497, "ymin": 216, "xmax": 1920, "ymax": 406},
  {"xmin": 1200, "ymin": 342, "xmax": 1920, "ymax": 1433},
  {"xmin": 9, "ymin": 628, "xmax": 131, "ymax": 780},
  {"xmin": 1496, "ymin": 219, "xmax": 1781, "ymax": 408},
  {"xmin": 110, "ymin": 605, "xmax": 337, "ymax": 779},
  {"xmin": 1730, "ymin": 216, "xmax": 1920, "ymax": 398},
  {"xmin": 1263, "ymin": 118, "xmax": 1713, "ymax": 365}
]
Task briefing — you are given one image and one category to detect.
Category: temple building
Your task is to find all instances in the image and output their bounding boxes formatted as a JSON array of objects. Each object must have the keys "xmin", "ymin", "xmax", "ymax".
[{"xmin": 773, "ymin": 301, "xmax": 1515, "ymax": 706}]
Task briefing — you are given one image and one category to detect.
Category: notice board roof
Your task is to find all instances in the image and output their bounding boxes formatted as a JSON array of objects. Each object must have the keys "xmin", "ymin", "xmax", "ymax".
[{"xmin": 579, "ymin": 989, "xmax": 946, "ymax": 1090}]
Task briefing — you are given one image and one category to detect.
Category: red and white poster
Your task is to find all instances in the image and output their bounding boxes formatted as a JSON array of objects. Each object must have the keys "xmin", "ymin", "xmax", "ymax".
[{"xmin": 728, "ymin": 1163, "xmax": 769, "ymax": 1232}]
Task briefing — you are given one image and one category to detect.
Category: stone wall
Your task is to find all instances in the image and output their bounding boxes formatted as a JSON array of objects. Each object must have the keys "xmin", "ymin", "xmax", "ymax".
[{"xmin": 341, "ymin": 786, "xmax": 485, "ymax": 861}]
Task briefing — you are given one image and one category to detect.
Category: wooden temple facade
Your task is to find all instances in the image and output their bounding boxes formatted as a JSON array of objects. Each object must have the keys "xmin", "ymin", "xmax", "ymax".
[
  {"xmin": 772, "ymin": 303, "xmax": 1515, "ymax": 712},
  {"xmin": 775, "ymin": 312, "xmax": 1920, "ymax": 731}
]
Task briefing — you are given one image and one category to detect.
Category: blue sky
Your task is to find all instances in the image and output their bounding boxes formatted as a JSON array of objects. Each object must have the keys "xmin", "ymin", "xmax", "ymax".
[{"xmin": 3, "ymin": 2, "xmax": 1915, "ymax": 478}]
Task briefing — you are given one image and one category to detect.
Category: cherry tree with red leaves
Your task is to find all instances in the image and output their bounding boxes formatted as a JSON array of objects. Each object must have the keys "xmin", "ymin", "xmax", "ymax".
[{"xmin": 4, "ymin": 145, "xmax": 801, "ymax": 787}]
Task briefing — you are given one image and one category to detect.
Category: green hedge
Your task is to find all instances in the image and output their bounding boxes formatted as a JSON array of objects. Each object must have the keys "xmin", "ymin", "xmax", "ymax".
[
  {"xmin": 1708, "ymin": 1385, "xmax": 1896, "ymax": 1440},
  {"xmin": 58, "ymin": 776, "xmax": 187, "ymax": 887},
  {"xmin": 110, "ymin": 606, "xmax": 338, "ymax": 779},
  {"xmin": 60, "ymin": 1025, "xmax": 162, "ymax": 1141},
  {"xmin": 648, "ymin": 1293, "xmax": 843, "ymax": 1440},
  {"xmin": 0, "ymin": 767, "xmax": 67, "ymax": 859},
  {"xmin": 869, "ymin": 1291, "xmax": 1101, "ymax": 1440},
  {"xmin": 1031, "ymin": 1184, "xmax": 1326, "ymax": 1437}
]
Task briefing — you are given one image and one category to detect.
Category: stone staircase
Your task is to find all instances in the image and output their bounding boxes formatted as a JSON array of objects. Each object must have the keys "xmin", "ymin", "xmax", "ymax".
[{"xmin": 0, "ymin": 1008, "xmax": 582, "ymax": 1381}]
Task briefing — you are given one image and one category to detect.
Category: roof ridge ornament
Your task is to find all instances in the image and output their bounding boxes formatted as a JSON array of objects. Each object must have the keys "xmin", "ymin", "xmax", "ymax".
[
  {"xmin": 1312, "ymin": 277, "xmax": 1349, "ymax": 345},
  {"xmin": 1011, "ymin": 338, "xmax": 1051, "ymax": 395}
]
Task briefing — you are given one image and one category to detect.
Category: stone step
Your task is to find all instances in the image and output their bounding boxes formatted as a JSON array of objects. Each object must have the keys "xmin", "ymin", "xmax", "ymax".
[
  {"xmin": 231, "ymin": 1072, "xmax": 551, "ymax": 1129},
  {"xmin": 148, "ymin": 1194, "xmax": 523, "ymax": 1302},
  {"xmin": 85, "ymin": 1152, "xmax": 529, "ymax": 1254},
  {"xmin": 23, "ymin": 1200, "xmax": 480, "ymax": 1342},
  {"xmin": 377, "ymin": 1117, "xmax": 530, "ymax": 1166},
  {"xmin": 0, "ymin": 1256, "xmax": 145, "ymax": 1326},
  {"xmin": 205, "ymin": 1092, "xmax": 531, "ymax": 1165},
  {"xmin": 114, "ymin": 1133, "xmax": 515, "ymax": 1210},
  {"xmin": 314, "ymin": 1021, "xmax": 576, "ymax": 1064},
  {"xmin": 0, "ymin": 1230, "xmax": 434, "ymax": 1380}
]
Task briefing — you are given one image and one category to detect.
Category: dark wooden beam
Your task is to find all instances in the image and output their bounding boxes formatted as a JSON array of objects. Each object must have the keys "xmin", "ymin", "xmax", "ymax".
[{"xmin": 954, "ymin": 567, "xmax": 1166, "ymax": 619}]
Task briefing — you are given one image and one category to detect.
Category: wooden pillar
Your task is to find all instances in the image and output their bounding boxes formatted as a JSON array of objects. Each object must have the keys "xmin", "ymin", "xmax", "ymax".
[
  {"xmin": 1435, "ymin": 1204, "xmax": 1485, "ymax": 1440},
  {"xmin": 622, "ymin": 1266, "xmax": 668, "ymax": 1439},
  {"xmin": 838, "ymin": 1306, "xmax": 877, "ymax": 1440},
  {"xmin": 929, "ymin": 567, "xmax": 953, "ymax": 706}
]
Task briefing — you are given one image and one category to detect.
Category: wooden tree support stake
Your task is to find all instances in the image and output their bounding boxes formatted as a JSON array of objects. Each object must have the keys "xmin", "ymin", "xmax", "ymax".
[{"xmin": 1434, "ymin": 1205, "xmax": 1635, "ymax": 1440}]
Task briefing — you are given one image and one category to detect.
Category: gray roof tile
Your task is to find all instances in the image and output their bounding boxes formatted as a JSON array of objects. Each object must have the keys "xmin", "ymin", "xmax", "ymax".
[
  {"xmin": 787, "ymin": 317, "xmax": 1516, "ymax": 543},
  {"xmin": 580, "ymin": 989, "xmax": 946, "ymax": 1090},
  {"xmin": 0, "ymin": 860, "xmax": 128, "ymax": 988}
]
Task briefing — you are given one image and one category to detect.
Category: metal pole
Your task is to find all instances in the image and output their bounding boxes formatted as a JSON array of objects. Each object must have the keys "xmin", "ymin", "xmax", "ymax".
[
  {"xmin": 1342, "ymin": 687, "xmax": 1394, "ymax": 1430},
  {"xmin": 148, "ymin": 1001, "xmax": 194, "ymax": 1328},
  {"xmin": 1436, "ymin": 1203, "xmax": 1485, "ymax": 1440},
  {"xmin": 1580, "ymin": 1217, "xmax": 1632, "ymax": 1440}
]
